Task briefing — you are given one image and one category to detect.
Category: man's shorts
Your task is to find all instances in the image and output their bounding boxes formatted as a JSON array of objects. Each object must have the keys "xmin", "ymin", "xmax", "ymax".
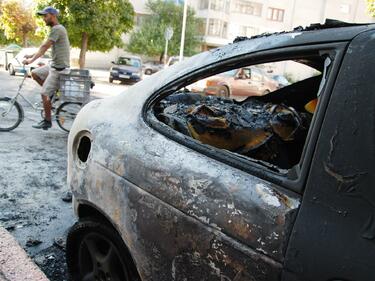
[{"xmin": 32, "ymin": 65, "xmax": 67, "ymax": 97}]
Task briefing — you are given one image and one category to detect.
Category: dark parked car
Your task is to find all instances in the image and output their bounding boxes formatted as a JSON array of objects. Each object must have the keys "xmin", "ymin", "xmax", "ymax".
[
  {"xmin": 109, "ymin": 56, "xmax": 143, "ymax": 83},
  {"xmin": 67, "ymin": 21, "xmax": 375, "ymax": 281},
  {"xmin": 143, "ymin": 61, "xmax": 163, "ymax": 75}
]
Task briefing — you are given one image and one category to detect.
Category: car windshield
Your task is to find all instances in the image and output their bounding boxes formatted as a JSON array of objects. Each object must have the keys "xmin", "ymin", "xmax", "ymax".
[{"xmin": 118, "ymin": 57, "xmax": 141, "ymax": 67}]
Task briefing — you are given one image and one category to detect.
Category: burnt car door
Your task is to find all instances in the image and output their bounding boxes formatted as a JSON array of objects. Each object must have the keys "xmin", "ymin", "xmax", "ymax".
[
  {"xmin": 139, "ymin": 43, "xmax": 348, "ymax": 280},
  {"xmin": 283, "ymin": 30, "xmax": 375, "ymax": 281}
]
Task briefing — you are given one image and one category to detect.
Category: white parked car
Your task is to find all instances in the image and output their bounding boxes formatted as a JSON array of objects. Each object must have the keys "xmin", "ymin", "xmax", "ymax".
[{"xmin": 7, "ymin": 48, "xmax": 51, "ymax": 76}]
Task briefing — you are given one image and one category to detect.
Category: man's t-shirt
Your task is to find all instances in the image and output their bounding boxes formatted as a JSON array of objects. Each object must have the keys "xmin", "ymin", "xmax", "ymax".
[{"xmin": 48, "ymin": 24, "xmax": 70, "ymax": 69}]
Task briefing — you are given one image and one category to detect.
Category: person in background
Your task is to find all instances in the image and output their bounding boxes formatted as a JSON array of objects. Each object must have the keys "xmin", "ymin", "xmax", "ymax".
[{"xmin": 23, "ymin": 6, "xmax": 70, "ymax": 130}]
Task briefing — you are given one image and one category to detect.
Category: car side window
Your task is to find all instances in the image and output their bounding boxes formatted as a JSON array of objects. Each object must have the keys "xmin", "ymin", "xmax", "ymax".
[
  {"xmin": 242, "ymin": 68, "xmax": 251, "ymax": 79},
  {"xmin": 152, "ymin": 57, "xmax": 324, "ymax": 171}
]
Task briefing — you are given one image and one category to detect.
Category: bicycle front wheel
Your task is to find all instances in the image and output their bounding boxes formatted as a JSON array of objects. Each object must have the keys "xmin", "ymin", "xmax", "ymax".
[
  {"xmin": 0, "ymin": 97, "xmax": 23, "ymax": 132},
  {"xmin": 56, "ymin": 102, "xmax": 82, "ymax": 133}
]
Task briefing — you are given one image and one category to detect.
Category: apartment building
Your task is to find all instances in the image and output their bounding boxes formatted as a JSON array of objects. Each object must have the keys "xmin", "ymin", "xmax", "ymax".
[
  {"xmin": 188, "ymin": 0, "xmax": 375, "ymax": 50},
  {"xmin": 76, "ymin": 0, "xmax": 375, "ymax": 68}
]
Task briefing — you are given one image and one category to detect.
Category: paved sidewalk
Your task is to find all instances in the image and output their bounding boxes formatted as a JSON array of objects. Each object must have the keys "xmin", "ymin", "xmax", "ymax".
[{"xmin": 0, "ymin": 227, "xmax": 49, "ymax": 281}]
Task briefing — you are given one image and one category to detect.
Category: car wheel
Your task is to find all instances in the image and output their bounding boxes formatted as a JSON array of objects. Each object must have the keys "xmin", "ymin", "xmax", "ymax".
[
  {"xmin": 218, "ymin": 86, "xmax": 229, "ymax": 98},
  {"xmin": 66, "ymin": 217, "xmax": 139, "ymax": 281},
  {"xmin": 145, "ymin": 69, "xmax": 152, "ymax": 75},
  {"xmin": 8, "ymin": 64, "xmax": 15, "ymax": 76},
  {"xmin": 109, "ymin": 77, "xmax": 113, "ymax": 83}
]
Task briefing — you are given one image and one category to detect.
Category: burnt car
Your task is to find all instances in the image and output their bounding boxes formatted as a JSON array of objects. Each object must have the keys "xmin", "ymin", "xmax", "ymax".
[
  {"xmin": 67, "ymin": 21, "xmax": 375, "ymax": 281},
  {"xmin": 109, "ymin": 56, "xmax": 143, "ymax": 84},
  {"xmin": 201, "ymin": 66, "xmax": 278, "ymax": 98}
]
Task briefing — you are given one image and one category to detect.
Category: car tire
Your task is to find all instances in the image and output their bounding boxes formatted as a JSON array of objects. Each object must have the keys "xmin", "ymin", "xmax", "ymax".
[
  {"xmin": 66, "ymin": 217, "xmax": 140, "ymax": 281},
  {"xmin": 8, "ymin": 64, "xmax": 15, "ymax": 76},
  {"xmin": 145, "ymin": 69, "xmax": 152, "ymax": 75},
  {"xmin": 218, "ymin": 86, "xmax": 229, "ymax": 98},
  {"xmin": 109, "ymin": 77, "xmax": 113, "ymax": 83}
]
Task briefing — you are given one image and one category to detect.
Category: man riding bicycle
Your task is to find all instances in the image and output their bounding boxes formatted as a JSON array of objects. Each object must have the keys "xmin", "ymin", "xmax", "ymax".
[{"xmin": 23, "ymin": 6, "xmax": 70, "ymax": 130}]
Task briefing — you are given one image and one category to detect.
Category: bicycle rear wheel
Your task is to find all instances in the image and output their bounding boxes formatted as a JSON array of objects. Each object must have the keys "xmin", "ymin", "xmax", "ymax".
[
  {"xmin": 0, "ymin": 97, "xmax": 23, "ymax": 132},
  {"xmin": 56, "ymin": 102, "xmax": 82, "ymax": 132}
]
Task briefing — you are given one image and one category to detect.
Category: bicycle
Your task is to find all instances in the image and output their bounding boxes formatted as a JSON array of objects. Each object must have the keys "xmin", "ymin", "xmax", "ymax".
[{"xmin": 0, "ymin": 64, "xmax": 89, "ymax": 132}]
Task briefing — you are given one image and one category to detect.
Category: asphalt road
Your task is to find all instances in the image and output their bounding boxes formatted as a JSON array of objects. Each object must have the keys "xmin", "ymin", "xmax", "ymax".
[{"xmin": 0, "ymin": 69, "xmax": 131, "ymax": 280}]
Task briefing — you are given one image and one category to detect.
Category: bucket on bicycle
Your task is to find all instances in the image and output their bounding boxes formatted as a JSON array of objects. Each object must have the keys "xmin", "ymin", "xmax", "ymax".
[{"xmin": 59, "ymin": 69, "xmax": 91, "ymax": 104}]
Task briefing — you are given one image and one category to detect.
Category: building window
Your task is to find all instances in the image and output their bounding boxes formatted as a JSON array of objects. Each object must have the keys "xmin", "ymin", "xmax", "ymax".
[
  {"xmin": 233, "ymin": 0, "xmax": 262, "ymax": 16},
  {"xmin": 207, "ymin": 19, "xmax": 228, "ymax": 38},
  {"xmin": 208, "ymin": 19, "xmax": 221, "ymax": 36},
  {"xmin": 267, "ymin": 7, "xmax": 284, "ymax": 22},
  {"xmin": 222, "ymin": 22, "xmax": 228, "ymax": 38},
  {"xmin": 225, "ymin": 0, "xmax": 230, "ymax": 13},
  {"xmin": 210, "ymin": 0, "xmax": 225, "ymax": 12},
  {"xmin": 199, "ymin": 0, "xmax": 209, "ymax": 9},
  {"xmin": 198, "ymin": 18, "xmax": 207, "ymax": 35},
  {"xmin": 240, "ymin": 26, "xmax": 259, "ymax": 37}
]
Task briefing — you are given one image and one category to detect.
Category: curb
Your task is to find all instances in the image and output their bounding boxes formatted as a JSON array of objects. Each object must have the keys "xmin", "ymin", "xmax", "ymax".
[{"xmin": 0, "ymin": 227, "xmax": 49, "ymax": 281}]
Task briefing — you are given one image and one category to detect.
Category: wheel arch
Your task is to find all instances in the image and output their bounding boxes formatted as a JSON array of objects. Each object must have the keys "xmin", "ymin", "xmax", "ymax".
[
  {"xmin": 216, "ymin": 82, "xmax": 231, "ymax": 96},
  {"xmin": 76, "ymin": 201, "xmax": 142, "ymax": 280},
  {"xmin": 224, "ymin": 84, "xmax": 231, "ymax": 95}
]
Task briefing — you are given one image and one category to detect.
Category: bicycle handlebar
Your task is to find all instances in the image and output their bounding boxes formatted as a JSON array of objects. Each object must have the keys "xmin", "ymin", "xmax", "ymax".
[{"xmin": 14, "ymin": 57, "xmax": 27, "ymax": 75}]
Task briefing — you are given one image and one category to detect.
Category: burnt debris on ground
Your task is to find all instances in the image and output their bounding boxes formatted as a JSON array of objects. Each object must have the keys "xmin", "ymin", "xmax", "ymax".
[
  {"xmin": 0, "ymin": 109, "xmax": 75, "ymax": 281},
  {"xmin": 33, "ymin": 244, "xmax": 68, "ymax": 281}
]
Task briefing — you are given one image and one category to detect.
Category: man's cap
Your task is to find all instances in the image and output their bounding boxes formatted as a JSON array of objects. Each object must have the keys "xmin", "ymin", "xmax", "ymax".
[{"xmin": 37, "ymin": 6, "xmax": 59, "ymax": 16}]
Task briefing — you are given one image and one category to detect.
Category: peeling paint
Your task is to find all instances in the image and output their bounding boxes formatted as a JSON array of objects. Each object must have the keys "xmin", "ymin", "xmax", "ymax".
[{"xmin": 255, "ymin": 184, "xmax": 281, "ymax": 208}]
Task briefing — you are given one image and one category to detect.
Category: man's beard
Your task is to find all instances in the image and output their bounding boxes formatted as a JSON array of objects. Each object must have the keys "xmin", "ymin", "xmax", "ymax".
[{"xmin": 45, "ymin": 20, "xmax": 53, "ymax": 27}]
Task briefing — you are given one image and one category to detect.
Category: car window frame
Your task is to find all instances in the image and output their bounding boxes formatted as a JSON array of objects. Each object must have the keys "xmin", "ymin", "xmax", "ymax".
[{"xmin": 143, "ymin": 42, "xmax": 348, "ymax": 193}]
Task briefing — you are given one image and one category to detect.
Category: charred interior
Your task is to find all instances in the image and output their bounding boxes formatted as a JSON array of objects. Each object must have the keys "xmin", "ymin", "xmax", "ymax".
[{"xmin": 153, "ymin": 57, "xmax": 325, "ymax": 170}]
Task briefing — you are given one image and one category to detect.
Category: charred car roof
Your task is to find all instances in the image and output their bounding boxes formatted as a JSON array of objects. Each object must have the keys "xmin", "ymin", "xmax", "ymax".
[{"xmin": 233, "ymin": 19, "xmax": 373, "ymax": 43}]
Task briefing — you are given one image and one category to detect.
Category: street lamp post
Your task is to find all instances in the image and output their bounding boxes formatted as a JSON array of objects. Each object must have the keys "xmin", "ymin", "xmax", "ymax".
[{"xmin": 179, "ymin": 0, "xmax": 188, "ymax": 62}]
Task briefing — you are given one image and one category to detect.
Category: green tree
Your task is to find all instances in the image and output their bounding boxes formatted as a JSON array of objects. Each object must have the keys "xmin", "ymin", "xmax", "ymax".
[
  {"xmin": 127, "ymin": 0, "xmax": 202, "ymax": 61},
  {"xmin": 0, "ymin": 0, "xmax": 41, "ymax": 47},
  {"xmin": 368, "ymin": 0, "xmax": 375, "ymax": 17},
  {"xmin": 36, "ymin": 0, "xmax": 135, "ymax": 68},
  {"xmin": 0, "ymin": 31, "xmax": 11, "ymax": 46}
]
